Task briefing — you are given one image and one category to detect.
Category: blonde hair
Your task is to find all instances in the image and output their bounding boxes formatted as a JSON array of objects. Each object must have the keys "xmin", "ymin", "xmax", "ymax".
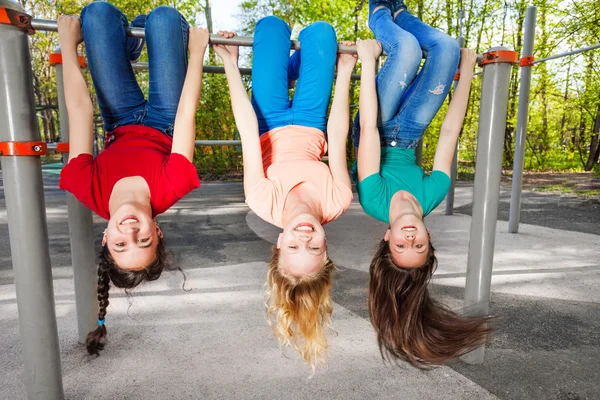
[{"xmin": 265, "ymin": 245, "xmax": 335, "ymax": 372}]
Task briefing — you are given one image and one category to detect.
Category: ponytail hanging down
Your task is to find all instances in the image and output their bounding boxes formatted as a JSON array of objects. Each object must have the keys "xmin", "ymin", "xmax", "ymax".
[
  {"xmin": 368, "ymin": 239, "xmax": 494, "ymax": 367},
  {"xmin": 85, "ymin": 238, "xmax": 172, "ymax": 355}
]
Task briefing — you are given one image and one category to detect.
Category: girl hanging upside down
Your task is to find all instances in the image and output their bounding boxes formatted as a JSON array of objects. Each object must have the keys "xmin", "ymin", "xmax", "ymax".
[
  {"xmin": 354, "ymin": 0, "xmax": 493, "ymax": 367},
  {"xmin": 57, "ymin": 3, "xmax": 207, "ymax": 354},
  {"xmin": 213, "ymin": 17, "xmax": 357, "ymax": 371}
]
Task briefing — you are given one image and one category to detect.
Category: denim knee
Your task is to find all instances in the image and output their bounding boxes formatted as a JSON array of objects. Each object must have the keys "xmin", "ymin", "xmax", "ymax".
[
  {"xmin": 432, "ymin": 34, "xmax": 460, "ymax": 61},
  {"xmin": 256, "ymin": 15, "xmax": 291, "ymax": 35},
  {"xmin": 81, "ymin": 2, "xmax": 124, "ymax": 28},
  {"xmin": 399, "ymin": 32, "xmax": 421, "ymax": 62},
  {"xmin": 147, "ymin": 6, "xmax": 184, "ymax": 27},
  {"xmin": 303, "ymin": 21, "xmax": 336, "ymax": 43}
]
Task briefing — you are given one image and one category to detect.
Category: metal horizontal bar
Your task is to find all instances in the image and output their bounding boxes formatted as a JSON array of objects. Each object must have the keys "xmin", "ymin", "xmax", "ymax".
[
  {"xmin": 533, "ymin": 43, "xmax": 600, "ymax": 64},
  {"xmin": 195, "ymin": 140, "xmax": 240, "ymax": 146},
  {"xmin": 47, "ymin": 141, "xmax": 241, "ymax": 151},
  {"xmin": 132, "ymin": 62, "xmax": 362, "ymax": 81},
  {"xmin": 31, "ymin": 19, "xmax": 360, "ymax": 54}
]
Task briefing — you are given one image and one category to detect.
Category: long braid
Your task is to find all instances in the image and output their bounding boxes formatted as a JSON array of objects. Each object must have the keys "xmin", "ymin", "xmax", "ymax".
[
  {"xmin": 85, "ymin": 253, "xmax": 111, "ymax": 355},
  {"xmin": 85, "ymin": 236, "xmax": 174, "ymax": 356},
  {"xmin": 97, "ymin": 261, "xmax": 110, "ymax": 322}
]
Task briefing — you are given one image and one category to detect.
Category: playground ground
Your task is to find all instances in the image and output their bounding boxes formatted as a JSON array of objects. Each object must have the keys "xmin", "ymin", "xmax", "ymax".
[{"xmin": 0, "ymin": 165, "xmax": 599, "ymax": 400}]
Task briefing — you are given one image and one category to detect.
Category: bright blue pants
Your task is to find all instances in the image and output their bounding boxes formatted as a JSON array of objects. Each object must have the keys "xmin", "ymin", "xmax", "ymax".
[
  {"xmin": 81, "ymin": 3, "xmax": 189, "ymax": 136},
  {"xmin": 251, "ymin": 16, "xmax": 337, "ymax": 135}
]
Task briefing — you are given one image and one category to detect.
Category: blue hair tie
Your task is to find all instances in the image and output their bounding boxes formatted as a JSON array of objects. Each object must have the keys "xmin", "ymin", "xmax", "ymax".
[{"xmin": 97, "ymin": 319, "xmax": 105, "ymax": 326}]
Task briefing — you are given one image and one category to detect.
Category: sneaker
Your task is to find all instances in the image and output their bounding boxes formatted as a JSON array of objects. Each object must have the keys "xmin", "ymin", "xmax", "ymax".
[{"xmin": 128, "ymin": 14, "xmax": 146, "ymax": 63}]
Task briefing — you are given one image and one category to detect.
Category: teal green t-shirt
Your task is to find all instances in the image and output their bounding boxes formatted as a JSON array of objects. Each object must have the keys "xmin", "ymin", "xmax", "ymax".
[{"xmin": 355, "ymin": 148, "xmax": 451, "ymax": 223}]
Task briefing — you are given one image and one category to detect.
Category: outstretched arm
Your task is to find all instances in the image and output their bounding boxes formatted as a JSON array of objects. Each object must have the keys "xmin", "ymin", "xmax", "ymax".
[
  {"xmin": 356, "ymin": 39, "xmax": 383, "ymax": 182},
  {"xmin": 432, "ymin": 48, "xmax": 477, "ymax": 176},
  {"xmin": 326, "ymin": 41, "xmax": 358, "ymax": 191},
  {"xmin": 214, "ymin": 31, "xmax": 265, "ymax": 197},
  {"xmin": 171, "ymin": 27, "xmax": 210, "ymax": 162},
  {"xmin": 57, "ymin": 16, "xmax": 93, "ymax": 161}
]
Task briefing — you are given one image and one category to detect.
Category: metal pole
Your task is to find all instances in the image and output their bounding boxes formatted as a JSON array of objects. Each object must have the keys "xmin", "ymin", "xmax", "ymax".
[
  {"xmin": 0, "ymin": 1, "xmax": 64, "ymax": 398},
  {"xmin": 132, "ymin": 62, "xmax": 363, "ymax": 81},
  {"xmin": 445, "ymin": 34, "xmax": 467, "ymax": 215},
  {"xmin": 48, "ymin": 140, "xmax": 242, "ymax": 150},
  {"xmin": 194, "ymin": 140, "xmax": 241, "ymax": 146},
  {"xmin": 53, "ymin": 48, "xmax": 99, "ymax": 344},
  {"xmin": 461, "ymin": 46, "xmax": 514, "ymax": 364},
  {"xmin": 508, "ymin": 6, "xmax": 537, "ymax": 233},
  {"xmin": 532, "ymin": 43, "xmax": 600, "ymax": 64}
]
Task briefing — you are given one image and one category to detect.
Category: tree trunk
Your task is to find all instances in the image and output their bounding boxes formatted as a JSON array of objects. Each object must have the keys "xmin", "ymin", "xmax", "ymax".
[
  {"xmin": 445, "ymin": 0, "xmax": 454, "ymax": 37},
  {"xmin": 503, "ymin": 0, "xmax": 526, "ymax": 167},
  {"xmin": 415, "ymin": 0, "xmax": 424, "ymax": 21},
  {"xmin": 536, "ymin": 0, "xmax": 550, "ymax": 166},
  {"xmin": 576, "ymin": 107, "xmax": 587, "ymax": 167},
  {"xmin": 204, "ymin": 0, "xmax": 216, "ymax": 65},
  {"xmin": 464, "ymin": 0, "xmax": 475, "ymax": 46},
  {"xmin": 585, "ymin": 100, "xmax": 600, "ymax": 171},
  {"xmin": 560, "ymin": 59, "xmax": 572, "ymax": 147},
  {"xmin": 474, "ymin": 0, "xmax": 489, "ymax": 53}
]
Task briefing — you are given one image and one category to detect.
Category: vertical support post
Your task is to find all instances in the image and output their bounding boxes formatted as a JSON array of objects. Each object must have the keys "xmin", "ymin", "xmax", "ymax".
[
  {"xmin": 0, "ymin": 1, "xmax": 64, "ymax": 398},
  {"xmin": 53, "ymin": 48, "xmax": 99, "ymax": 344},
  {"xmin": 461, "ymin": 46, "xmax": 515, "ymax": 364},
  {"xmin": 445, "ymin": 35, "xmax": 467, "ymax": 215},
  {"xmin": 508, "ymin": 6, "xmax": 537, "ymax": 233}
]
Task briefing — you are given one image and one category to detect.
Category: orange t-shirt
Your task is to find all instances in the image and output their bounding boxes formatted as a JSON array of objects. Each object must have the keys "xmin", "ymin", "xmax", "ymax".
[{"xmin": 245, "ymin": 125, "xmax": 353, "ymax": 229}]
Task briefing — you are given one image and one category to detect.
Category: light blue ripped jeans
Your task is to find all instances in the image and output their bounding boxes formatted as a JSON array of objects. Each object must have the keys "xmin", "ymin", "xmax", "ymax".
[{"xmin": 353, "ymin": 8, "xmax": 460, "ymax": 149}]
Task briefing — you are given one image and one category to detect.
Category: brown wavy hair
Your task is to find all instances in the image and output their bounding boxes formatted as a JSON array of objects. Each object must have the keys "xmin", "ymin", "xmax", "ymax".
[
  {"xmin": 369, "ymin": 239, "xmax": 493, "ymax": 367},
  {"xmin": 85, "ymin": 237, "xmax": 174, "ymax": 355},
  {"xmin": 265, "ymin": 245, "xmax": 335, "ymax": 372}
]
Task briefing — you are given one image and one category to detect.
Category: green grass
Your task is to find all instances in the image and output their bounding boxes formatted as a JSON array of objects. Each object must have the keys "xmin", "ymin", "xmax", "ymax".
[
  {"xmin": 575, "ymin": 189, "xmax": 600, "ymax": 198},
  {"xmin": 534, "ymin": 184, "xmax": 600, "ymax": 199},
  {"xmin": 535, "ymin": 185, "xmax": 574, "ymax": 194}
]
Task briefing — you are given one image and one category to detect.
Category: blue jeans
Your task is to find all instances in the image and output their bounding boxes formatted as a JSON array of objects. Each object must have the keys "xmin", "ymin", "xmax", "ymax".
[
  {"xmin": 80, "ymin": 3, "xmax": 189, "ymax": 136},
  {"xmin": 251, "ymin": 16, "xmax": 337, "ymax": 135},
  {"xmin": 353, "ymin": 9, "xmax": 460, "ymax": 148}
]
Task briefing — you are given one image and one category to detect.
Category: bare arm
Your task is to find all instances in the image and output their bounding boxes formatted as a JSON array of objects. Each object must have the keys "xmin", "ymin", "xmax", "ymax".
[
  {"xmin": 432, "ymin": 48, "xmax": 477, "ymax": 176},
  {"xmin": 326, "ymin": 42, "xmax": 357, "ymax": 191},
  {"xmin": 356, "ymin": 40, "xmax": 383, "ymax": 182},
  {"xmin": 57, "ymin": 16, "xmax": 93, "ymax": 161},
  {"xmin": 214, "ymin": 32, "xmax": 265, "ymax": 197},
  {"xmin": 171, "ymin": 28, "xmax": 210, "ymax": 162}
]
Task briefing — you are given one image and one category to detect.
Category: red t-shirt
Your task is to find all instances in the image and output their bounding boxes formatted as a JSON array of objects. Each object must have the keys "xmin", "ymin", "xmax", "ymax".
[{"xmin": 59, "ymin": 125, "xmax": 200, "ymax": 220}]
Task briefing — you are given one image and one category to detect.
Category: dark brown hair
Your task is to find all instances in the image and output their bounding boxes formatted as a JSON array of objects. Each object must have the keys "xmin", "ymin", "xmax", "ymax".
[
  {"xmin": 85, "ymin": 237, "xmax": 173, "ymax": 355},
  {"xmin": 368, "ymin": 239, "xmax": 493, "ymax": 367}
]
